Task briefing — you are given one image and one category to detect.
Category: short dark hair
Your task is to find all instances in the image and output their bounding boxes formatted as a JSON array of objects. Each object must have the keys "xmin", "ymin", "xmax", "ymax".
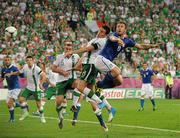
[
  {"xmin": 117, "ymin": 21, "xmax": 127, "ymax": 29},
  {"xmin": 4, "ymin": 55, "xmax": 11, "ymax": 59},
  {"xmin": 102, "ymin": 25, "xmax": 110, "ymax": 35},
  {"xmin": 142, "ymin": 62, "xmax": 148, "ymax": 65},
  {"xmin": 26, "ymin": 55, "xmax": 33, "ymax": 59}
]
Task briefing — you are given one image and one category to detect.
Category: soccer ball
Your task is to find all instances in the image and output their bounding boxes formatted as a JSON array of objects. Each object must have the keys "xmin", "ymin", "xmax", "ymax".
[{"xmin": 5, "ymin": 26, "xmax": 17, "ymax": 39}]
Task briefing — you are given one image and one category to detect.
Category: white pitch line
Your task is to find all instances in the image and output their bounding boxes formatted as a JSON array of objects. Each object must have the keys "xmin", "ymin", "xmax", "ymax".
[{"xmin": 1, "ymin": 114, "xmax": 180, "ymax": 134}]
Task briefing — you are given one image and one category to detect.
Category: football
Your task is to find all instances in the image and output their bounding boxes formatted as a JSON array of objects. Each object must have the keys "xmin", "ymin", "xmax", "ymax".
[{"xmin": 5, "ymin": 26, "xmax": 17, "ymax": 39}]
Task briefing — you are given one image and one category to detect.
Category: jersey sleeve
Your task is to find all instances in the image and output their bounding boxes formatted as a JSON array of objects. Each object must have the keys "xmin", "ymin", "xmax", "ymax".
[
  {"xmin": 1, "ymin": 68, "xmax": 5, "ymax": 78},
  {"xmin": 12, "ymin": 66, "xmax": 19, "ymax": 72},
  {"xmin": 126, "ymin": 38, "xmax": 136, "ymax": 48},
  {"xmin": 89, "ymin": 38, "xmax": 104, "ymax": 50}
]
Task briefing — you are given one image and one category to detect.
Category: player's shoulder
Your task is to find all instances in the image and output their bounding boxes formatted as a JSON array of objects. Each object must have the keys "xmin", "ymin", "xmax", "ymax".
[
  {"xmin": 23, "ymin": 64, "xmax": 28, "ymax": 69},
  {"xmin": 11, "ymin": 64, "xmax": 18, "ymax": 69},
  {"xmin": 111, "ymin": 32, "xmax": 118, "ymax": 36},
  {"xmin": 56, "ymin": 54, "xmax": 64, "ymax": 59}
]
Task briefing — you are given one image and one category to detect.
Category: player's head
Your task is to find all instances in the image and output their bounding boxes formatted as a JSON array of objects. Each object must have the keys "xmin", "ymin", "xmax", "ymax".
[
  {"xmin": 97, "ymin": 25, "xmax": 110, "ymax": 38},
  {"xmin": 26, "ymin": 55, "xmax": 34, "ymax": 67},
  {"xmin": 4, "ymin": 56, "xmax": 12, "ymax": 67},
  {"xmin": 116, "ymin": 21, "xmax": 127, "ymax": 36},
  {"xmin": 64, "ymin": 39, "xmax": 73, "ymax": 54},
  {"xmin": 142, "ymin": 62, "xmax": 148, "ymax": 70}
]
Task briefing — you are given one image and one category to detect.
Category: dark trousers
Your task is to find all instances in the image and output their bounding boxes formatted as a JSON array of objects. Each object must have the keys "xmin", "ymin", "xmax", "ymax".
[{"xmin": 165, "ymin": 85, "xmax": 172, "ymax": 99}]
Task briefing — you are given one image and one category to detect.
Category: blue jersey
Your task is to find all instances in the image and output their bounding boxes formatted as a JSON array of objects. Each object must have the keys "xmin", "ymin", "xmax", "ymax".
[
  {"xmin": 140, "ymin": 69, "xmax": 155, "ymax": 84},
  {"xmin": 1, "ymin": 65, "xmax": 20, "ymax": 90},
  {"xmin": 99, "ymin": 32, "xmax": 136, "ymax": 61}
]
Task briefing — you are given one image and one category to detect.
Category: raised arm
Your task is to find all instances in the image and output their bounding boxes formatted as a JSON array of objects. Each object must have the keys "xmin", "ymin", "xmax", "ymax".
[
  {"xmin": 65, "ymin": 44, "xmax": 96, "ymax": 57},
  {"xmin": 135, "ymin": 43, "xmax": 159, "ymax": 50}
]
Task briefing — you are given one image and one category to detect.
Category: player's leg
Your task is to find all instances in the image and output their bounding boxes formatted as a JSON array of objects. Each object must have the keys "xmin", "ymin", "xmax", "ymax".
[
  {"xmin": 139, "ymin": 84, "xmax": 146, "ymax": 111},
  {"xmin": 71, "ymin": 93, "xmax": 83, "ymax": 126},
  {"xmin": 61, "ymin": 96, "xmax": 67, "ymax": 115},
  {"xmin": 70, "ymin": 79, "xmax": 84, "ymax": 125},
  {"xmin": 7, "ymin": 97, "xmax": 15, "ymax": 122},
  {"xmin": 94, "ymin": 86, "xmax": 116, "ymax": 122},
  {"xmin": 148, "ymin": 85, "xmax": 156, "ymax": 111},
  {"xmin": 56, "ymin": 81, "xmax": 69, "ymax": 129},
  {"xmin": 77, "ymin": 64, "xmax": 105, "ymax": 108},
  {"xmin": 34, "ymin": 91, "xmax": 46, "ymax": 123},
  {"xmin": 32, "ymin": 87, "xmax": 56, "ymax": 116},
  {"xmin": 19, "ymin": 88, "xmax": 30, "ymax": 120},
  {"xmin": 97, "ymin": 67, "xmax": 123, "ymax": 88},
  {"xmin": 95, "ymin": 56, "xmax": 123, "ymax": 88},
  {"xmin": 100, "ymin": 95, "xmax": 116, "ymax": 122},
  {"xmin": 88, "ymin": 99, "xmax": 108, "ymax": 132},
  {"xmin": 7, "ymin": 89, "xmax": 21, "ymax": 122},
  {"xmin": 71, "ymin": 88, "xmax": 82, "ymax": 112}
]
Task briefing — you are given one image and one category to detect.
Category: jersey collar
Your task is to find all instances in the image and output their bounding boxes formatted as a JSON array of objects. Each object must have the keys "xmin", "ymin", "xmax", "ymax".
[
  {"xmin": 6, "ymin": 64, "xmax": 13, "ymax": 69},
  {"xmin": 28, "ymin": 64, "xmax": 35, "ymax": 69}
]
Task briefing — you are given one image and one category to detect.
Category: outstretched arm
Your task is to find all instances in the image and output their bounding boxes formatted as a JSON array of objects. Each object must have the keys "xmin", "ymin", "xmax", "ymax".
[
  {"xmin": 135, "ymin": 43, "xmax": 160, "ymax": 50},
  {"xmin": 73, "ymin": 57, "xmax": 83, "ymax": 71},
  {"xmin": 65, "ymin": 44, "xmax": 95, "ymax": 57}
]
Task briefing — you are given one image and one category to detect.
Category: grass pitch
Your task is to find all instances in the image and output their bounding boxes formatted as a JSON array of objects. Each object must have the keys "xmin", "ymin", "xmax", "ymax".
[{"xmin": 0, "ymin": 99, "xmax": 180, "ymax": 138}]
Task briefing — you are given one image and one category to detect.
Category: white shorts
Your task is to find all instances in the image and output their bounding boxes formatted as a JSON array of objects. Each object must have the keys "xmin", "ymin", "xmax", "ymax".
[
  {"xmin": 94, "ymin": 55, "xmax": 117, "ymax": 74},
  {"xmin": 141, "ymin": 84, "xmax": 153, "ymax": 97},
  {"xmin": 6, "ymin": 89, "xmax": 21, "ymax": 102}
]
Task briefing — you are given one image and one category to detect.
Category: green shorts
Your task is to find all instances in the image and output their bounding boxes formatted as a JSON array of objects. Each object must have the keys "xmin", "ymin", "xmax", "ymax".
[
  {"xmin": 45, "ymin": 87, "xmax": 57, "ymax": 100},
  {"xmin": 56, "ymin": 78, "xmax": 75, "ymax": 96},
  {"xmin": 80, "ymin": 64, "xmax": 98, "ymax": 85},
  {"xmin": 20, "ymin": 88, "xmax": 42, "ymax": 101}
]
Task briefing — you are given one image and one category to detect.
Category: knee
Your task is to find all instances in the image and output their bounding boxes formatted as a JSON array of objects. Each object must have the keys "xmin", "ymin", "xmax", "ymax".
[
  {"xmin": 7, "ymin": 99, "xmax": 14, "ymax": 108},
  {"xmin": 77, "ymin": 80, "xmax": 87, "ymax": 92},
  {"xmin": 56, "ymin": 96, "xmax": 63, "ymax": 105},
  {"xmin": 19, "ymin": 97, "xmax": 25, "ymax": 103},
  {"xmin": 111, "ymin": 67, "xmax": 121, "ymax": 77}
]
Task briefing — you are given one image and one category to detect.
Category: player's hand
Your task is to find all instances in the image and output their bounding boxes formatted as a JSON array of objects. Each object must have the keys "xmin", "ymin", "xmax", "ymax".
[
  {"xmin": 152, "ymin": 43, "xmax": 162, "ymax": 48},
  {"xmin": 65, "ymin": 51, "xmax": 73, "ymax": 58},
  {"xmin": 4, "ymin": 73, "xmax": 12, "ymax": 77},
  {"xmin": 50, "ymin": 83, "xmax": 56, "ymax": 88},
  {"xmin": 118, "ymin": 39, "xmax": 125, "ymax": 47},
  {"xmin": 39, "ymin": 84, "xmax": 45, "ymax": 91},
  {"xmin": 62, "ymin": 70, "xmax": 70, "ymax": 77}
]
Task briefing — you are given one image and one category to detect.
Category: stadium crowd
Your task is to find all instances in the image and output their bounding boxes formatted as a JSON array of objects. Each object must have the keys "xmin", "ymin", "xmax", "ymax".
[{"xmin": 0, "ymin": 0, "xmax": 179, "ymax": 78}]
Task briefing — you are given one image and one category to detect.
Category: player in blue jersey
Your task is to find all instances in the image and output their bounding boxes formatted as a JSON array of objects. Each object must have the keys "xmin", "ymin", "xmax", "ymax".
[
  {"xmin": 0, "ymin": 56, "xmax": 21, "ymax": 122},
  {"xmin": 138, "ymin": 62, "xmax": 156, "ymax": 111},
  {"xmin": 96, "ymin": 21, "xmax": 159, "ymax": 89}
]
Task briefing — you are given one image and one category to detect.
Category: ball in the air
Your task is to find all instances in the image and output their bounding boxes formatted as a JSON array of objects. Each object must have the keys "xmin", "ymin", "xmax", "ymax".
[{"xmin": 5, "ymin": 26, "xmax": 17, "ymax": 39}]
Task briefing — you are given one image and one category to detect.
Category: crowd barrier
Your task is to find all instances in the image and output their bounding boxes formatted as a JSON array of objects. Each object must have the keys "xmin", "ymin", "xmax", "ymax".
[{"xmin": 0, "ymin": 78, "xmax": 179, "ymax": 98}]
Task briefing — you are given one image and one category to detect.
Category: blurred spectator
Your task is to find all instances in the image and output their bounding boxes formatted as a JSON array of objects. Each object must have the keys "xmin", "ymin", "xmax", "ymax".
[{"xmin": 164, "ymin": 71, "xmax": 174, "ymax": 99}]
